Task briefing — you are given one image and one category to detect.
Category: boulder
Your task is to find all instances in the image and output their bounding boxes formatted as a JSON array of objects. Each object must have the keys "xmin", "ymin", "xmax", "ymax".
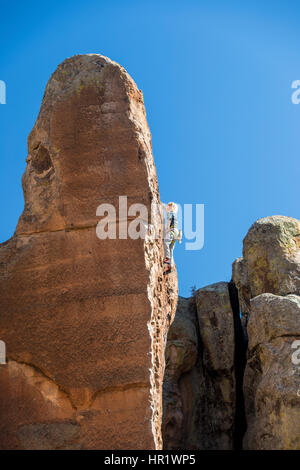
[
  {"xmin": 233, "ymin": 216, "xmax": 300, "ymax": 449},
  {"xmin": 233, "ymin": 216, "xmax": 300, "ymax": 324},
  {"xmin": 243, "ymin": 293, "xmax": 300, "ymax": 449}
]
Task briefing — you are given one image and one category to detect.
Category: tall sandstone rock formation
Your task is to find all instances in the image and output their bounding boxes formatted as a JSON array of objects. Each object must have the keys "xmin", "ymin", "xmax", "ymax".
[
  {"xmin": 0, "ymin": 55, "xmax": 178, "ymax": 450},
  {"xmin": 0, "ymin": 54, "xmax": 298, "ymax": 451},
  {"xmin": 163, "ymin": 216, "xmax": 300, "ymax": 450}
]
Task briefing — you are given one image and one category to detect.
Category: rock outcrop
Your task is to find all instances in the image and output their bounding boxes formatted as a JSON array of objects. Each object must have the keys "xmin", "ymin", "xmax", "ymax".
[
  {"xmin": 0, "ymin": 54, "xmax": 177, "ymax": 450},
  {"xmin": 163, "ymin": 216, "xmax": 300, "ymax": 450},
  {"xmin": 163, "ymin": 283, "xmax": 237, "ymax": 449},
  {"xmin": 233, "ymin": 216, "xmax": 300, "ymax": 327},
  {"xmin": 232, "ymin": 216, "xmax": 300, "ymax": 450},
  {"xmin": 243, "ymin": 293, "xmax": 300, "ymax": 449}
]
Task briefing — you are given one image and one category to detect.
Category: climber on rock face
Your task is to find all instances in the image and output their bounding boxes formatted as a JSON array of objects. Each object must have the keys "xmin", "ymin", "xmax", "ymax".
[{"xmin": 163, "ymin": 202, "xmax": 182, "ymax": 275}]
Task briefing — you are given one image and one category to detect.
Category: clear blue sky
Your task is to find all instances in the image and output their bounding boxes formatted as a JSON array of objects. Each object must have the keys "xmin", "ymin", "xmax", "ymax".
[{"xmin": 0, "ymin": 0, "xmax": 299, "ymax": 297}]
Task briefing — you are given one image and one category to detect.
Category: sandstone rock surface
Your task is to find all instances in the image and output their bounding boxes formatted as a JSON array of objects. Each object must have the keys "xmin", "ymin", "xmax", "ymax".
[{"xmin": 0, "ymin": 54, "xmax": 177, "ymax": 450}]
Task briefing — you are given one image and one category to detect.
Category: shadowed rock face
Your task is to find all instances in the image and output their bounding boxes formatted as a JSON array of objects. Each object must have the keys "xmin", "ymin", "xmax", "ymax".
[
  {"xmin": 163, "ymin": 283, "xmax": 236, "ymax": 450},
  {"xmin": 0, "ymin": 54, "xmax": 178, "ymax": 450},
  {"xmin": 162, "ymin": 297, "xmax": 198, "ymax": 449}
]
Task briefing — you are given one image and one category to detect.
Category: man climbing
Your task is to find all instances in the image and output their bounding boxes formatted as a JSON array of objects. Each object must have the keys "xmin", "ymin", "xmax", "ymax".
[{"xmin": 163, "ymin": 202, "xmax": 182, "ymax": 275}]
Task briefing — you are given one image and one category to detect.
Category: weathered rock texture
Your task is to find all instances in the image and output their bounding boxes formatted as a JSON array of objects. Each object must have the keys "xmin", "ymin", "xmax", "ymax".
[
  {"xmin": 232, "ymin": 216, "xmax": 300, "ymax": 450},
  {"xmin": 163, "ymin": 215, "xmax": 300, "ymax": 450},
  {"xmin": 0, "ymin": 54, "xmax": 178, "ymax": 450},
  {"xmin": 243, "ymin": 293, "xmax": 300, "ymax": 449},
  {"xmin": 162, "ymin": 297, "xmax": 198, "ymax": 449},
  {"xmin": 233, "ymin": 216, "xmax": 300, "ymax": 328},
  {"xmin": 163, "ymin": 283, "xmax": 237, "ymax": 449}
]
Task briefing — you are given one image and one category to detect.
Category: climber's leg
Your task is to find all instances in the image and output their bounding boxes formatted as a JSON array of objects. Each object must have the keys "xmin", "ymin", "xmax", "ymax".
[
  {"xmin": 163, "ymin": 232, "xmax": 172, "ymax": 260},
  {"xmin": 163, "ymin": 231, "xmax": 175, "ymax": 274},
  {"xmin": 168, "ymin": 229, "xmax": 178, "ymax": 267},
  {"xmin": 169, "ymin": 240, "xmax": 176, "ymax": 267}
]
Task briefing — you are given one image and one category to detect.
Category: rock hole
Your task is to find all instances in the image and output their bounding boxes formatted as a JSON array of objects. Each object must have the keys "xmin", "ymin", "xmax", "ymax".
[{"xmin": 31, "ymin": 145, "xmax": 53, "ymax": 174}]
